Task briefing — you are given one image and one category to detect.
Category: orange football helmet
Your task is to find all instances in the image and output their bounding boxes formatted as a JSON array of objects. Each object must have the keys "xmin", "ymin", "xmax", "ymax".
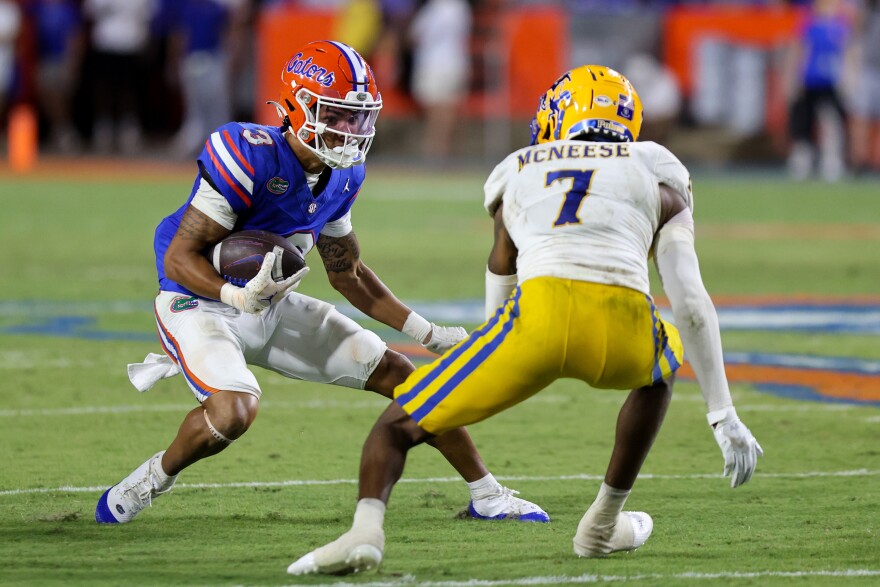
[
  {"xmin": 530, "ymin": 65, "xmax": 643, "ymax": 145},
  {"xmin": 275, "ymin": 41, "xmax": 382, "ymax": 168}
]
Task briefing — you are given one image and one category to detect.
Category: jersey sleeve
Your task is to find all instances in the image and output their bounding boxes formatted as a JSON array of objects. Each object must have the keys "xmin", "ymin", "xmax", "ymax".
[
  {"xmin": 190, "ymin": 178, "xmax": 238, "ymax": 230},
  {"xmin": 323, "ymin": 167, "xmax": 363, "ymax": 230},
  {"xmin": 652, "ymin": 143, "xmax": 694, "ymax": 212},
  {"xmin": 196, "ymin": 123, "xmax": 261, "ymax": 215},
  {"xmin": 483, "ymin": 154, "xmax": 516, "ymax": 216},
  {"xmin": 320, "ymin": 210, "xmax": 353, "ymax": 237}
]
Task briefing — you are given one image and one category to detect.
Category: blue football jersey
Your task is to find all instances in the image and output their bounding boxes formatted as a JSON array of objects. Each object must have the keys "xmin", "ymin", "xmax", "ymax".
[{"xmin": 154, "ymin": 123, "xmax": 364, "ymax": 296}]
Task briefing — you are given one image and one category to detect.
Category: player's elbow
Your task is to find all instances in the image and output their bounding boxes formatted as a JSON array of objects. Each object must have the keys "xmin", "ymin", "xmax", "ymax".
[
  {"xmin": 164, "ymin": 246, "xmax": 203, "ymax": 284},
  {"xmin": 164, "ymin": 249, "xmax": 186, "ymax": 283},
  {"xmin": 670, "ymin": 290, "xmax": 714, "ymax": 334},
  {"xmin": 327, "ymin": 266, "xmax": 362, "ymax": 296}
]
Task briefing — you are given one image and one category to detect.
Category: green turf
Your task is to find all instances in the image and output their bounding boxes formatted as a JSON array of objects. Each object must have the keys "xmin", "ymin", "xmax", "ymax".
[{"xmin": 0, "ymin": 169, "xmax": 878, "ymax": 586}]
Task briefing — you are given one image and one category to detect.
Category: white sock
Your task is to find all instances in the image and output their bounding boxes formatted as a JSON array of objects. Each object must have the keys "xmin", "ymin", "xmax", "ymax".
[
  {"xmin": 586, "ymin": 482, "xmax": 631, "ymax": 523},
  {"xmin": 467, "ymin": 473, "xmax": 499, "ymax": 500},
  {"xmin": 149, "ymin": 454, "xmax": 176, "ymax": 492},
  {"xmin": 352, "ymin": 498, "xmax": 386, "ymax": 532}
]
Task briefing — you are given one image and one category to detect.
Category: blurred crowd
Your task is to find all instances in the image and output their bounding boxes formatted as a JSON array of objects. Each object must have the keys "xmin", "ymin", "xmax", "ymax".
[
  {"xmin": 1, "ymin": 0, "xmax": 256, "ymax": 158},
  {"xmin": 0, "ymin": 0, "xmax": 878, "ymax": 178}
]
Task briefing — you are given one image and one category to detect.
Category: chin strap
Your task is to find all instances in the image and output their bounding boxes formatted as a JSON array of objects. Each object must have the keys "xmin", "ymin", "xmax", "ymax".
[{"xmin": 266, "ymin": 100, "xmax": 292, "ymax": 130}]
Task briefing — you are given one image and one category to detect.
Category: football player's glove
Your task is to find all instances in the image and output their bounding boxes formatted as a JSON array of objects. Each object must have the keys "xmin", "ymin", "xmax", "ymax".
[
  {"xmin": 402, "ymin": 312, "xmax": 468, "ymax": 355},
  {"xmin": 221, "ymin": 252, "xmax": 309, "ymax": 315},
  {"xmin": 708, "ymin": 407, "xmax": 763, "ymax": 488},
  {"xmin": 424, "ymin": 324, "xmax": 468, "ymax": 354}
]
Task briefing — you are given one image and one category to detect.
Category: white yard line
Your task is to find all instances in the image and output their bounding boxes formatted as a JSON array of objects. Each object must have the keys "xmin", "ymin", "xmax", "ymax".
[
  {"xmin": 267, "ymin": 569, "xmax": 880, "ymax": 587},
  {"xmin": 1, "ymin": 469, "xmax": 877, "ymax": 497},
  {"xmin": 0, "ymin": 396, "xmax": 864, "ymax": 418}
]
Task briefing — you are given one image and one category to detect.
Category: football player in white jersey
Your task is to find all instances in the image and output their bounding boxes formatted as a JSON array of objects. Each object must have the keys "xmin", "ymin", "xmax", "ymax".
[
  {"xmin": 288, "ymin": 65, "xmax": 763, "ymax": 575},
  {"xmin": 94, "ymin": 41, "xmax": 547, "ymax": 527}
]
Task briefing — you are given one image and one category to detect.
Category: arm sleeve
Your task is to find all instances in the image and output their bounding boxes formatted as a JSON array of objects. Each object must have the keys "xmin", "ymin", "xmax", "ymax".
[
  {"xmin": 485, "ymin": 268, "xmax": 517, "ymax": 321},
  {"xmin": 654, "ymin": 210, "xmax": 732, "ymax": 414}
]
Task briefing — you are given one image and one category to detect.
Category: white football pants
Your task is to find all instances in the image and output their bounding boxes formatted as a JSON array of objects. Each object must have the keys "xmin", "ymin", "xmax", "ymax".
[{"xmin": 153, "ymin": 290, "xmax": 387, "ymax": 402}]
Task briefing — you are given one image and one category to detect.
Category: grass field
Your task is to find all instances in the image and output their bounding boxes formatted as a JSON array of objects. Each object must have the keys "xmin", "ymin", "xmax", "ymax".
[{"xmin": 1, "ymin": 163, "xmax": 879, "ymax": 586}]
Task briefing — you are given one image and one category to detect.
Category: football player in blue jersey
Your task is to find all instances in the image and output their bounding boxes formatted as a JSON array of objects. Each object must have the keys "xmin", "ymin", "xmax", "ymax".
[{"xmin": 95, "ymin": 41, "xmax": 548, "ymax": 527}]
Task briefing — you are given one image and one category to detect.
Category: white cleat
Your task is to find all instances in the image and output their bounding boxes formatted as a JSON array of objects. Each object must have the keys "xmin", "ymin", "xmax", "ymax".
[
  {"xmin": 288, "ymin": 528, "xmax": 384, "ymax": 576},
  {"xmin": 573, "ymin": 511, "xmax": 653, "ymax": 558},
  {"xmin": 95, "ymin": 451, "xmax": 176, "ymax": 524},
  {"xmin": 468, "ymin": 485, "xmax": 550, "ymax": 522}
]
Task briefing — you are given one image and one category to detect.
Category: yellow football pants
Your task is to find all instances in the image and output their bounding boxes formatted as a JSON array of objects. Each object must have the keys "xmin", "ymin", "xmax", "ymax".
[{"xmin": 394, "ymin": 277, "xmax": 683, "ymax": 435}]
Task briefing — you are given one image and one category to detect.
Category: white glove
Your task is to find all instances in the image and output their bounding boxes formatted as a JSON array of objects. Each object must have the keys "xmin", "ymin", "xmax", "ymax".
[
  {"xmin": 268, "ymin": 246, "xmax": 309, "ymax": 296},
  {"xmin": 269, "ymin": 265, "xmax": 309, "ymax": 301},
  {"xmin": 708, "ymin": 407, "xmax": 764, "ymax": 488},
  {"xmin": 424, "ymin": 323, "xmax": 468, "ymax": 354},
  {"xmin": 401, "ymin": 311, "xmax": 468, "ymax": 355},
  {"xmin": 220, "ymin": 252, "xmax": 309, "ymax": 314}
]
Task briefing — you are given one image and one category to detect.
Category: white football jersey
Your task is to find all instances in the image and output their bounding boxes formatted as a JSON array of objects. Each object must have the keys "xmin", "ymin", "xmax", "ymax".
[{"xmin": 484, "ymin": 140, "xmax": 692, "ymax": 295}]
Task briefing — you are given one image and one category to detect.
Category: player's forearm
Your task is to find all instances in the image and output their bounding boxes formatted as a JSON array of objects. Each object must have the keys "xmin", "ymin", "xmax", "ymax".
[
  {"xmin": 655, "ymin": 226, "xmax": 733, "ymax": 413},
  {"xmin": 164, "ymin": 250, "xmax": 226, "ymax": 301},
  {"xmin": 668, "ymin": 291, "xmax": 733, "ymax": 413},
  {"xmin": 331, "ymin": 264, "xmax": 411, "ymax": 330}
]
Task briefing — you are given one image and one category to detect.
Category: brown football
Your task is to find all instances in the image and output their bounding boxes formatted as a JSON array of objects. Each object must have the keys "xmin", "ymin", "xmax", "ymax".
[{"xmin": 207, "ymin": 230, "xmax": 305, "ymax": 287}]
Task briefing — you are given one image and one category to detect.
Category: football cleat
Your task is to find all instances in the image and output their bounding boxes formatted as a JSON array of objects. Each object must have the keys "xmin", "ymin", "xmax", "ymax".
[
  {"xmin": 572, "ymin": 511, "xmax": 653, "ymax": 557},
  {"xmin": 95, "ymin": 451, "xmax": 176, "ymax": 524},
  {"xmin": 468, "ymin": 485, "xmax": 550, "ymax": 523},
  {"xmin": 287, "ymin": 528, "xmax": 384, "ymax": 576}
]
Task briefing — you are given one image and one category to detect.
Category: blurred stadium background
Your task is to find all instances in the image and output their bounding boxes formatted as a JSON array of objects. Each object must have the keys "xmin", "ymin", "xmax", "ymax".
[{"xmin": 1, "ymin": 0, "xmax": 879, "ymax": 177}]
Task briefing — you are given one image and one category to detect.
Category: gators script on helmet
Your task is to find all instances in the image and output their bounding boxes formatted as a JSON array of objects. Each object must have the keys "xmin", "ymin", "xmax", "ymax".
[{"xmin": 273, "ymin": 40, "xmax": 382, "ymax": 169}]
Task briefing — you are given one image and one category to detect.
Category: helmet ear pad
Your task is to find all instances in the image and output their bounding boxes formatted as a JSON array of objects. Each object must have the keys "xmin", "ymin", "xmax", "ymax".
[{"xmin": 288, "ymin": 90, "xmax": 318, "ymax": 144}]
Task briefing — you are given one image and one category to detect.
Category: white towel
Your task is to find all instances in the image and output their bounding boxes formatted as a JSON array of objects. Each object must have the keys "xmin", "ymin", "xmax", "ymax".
[{"xmin": 127, "ymin": 353, "xmax": 181, "ymax": 392}]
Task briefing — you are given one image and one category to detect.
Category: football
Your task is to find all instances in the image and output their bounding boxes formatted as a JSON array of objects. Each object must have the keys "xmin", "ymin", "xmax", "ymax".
[{"xmin": 207, "ymin": 230, "xmax": 306, "ymax": 287}]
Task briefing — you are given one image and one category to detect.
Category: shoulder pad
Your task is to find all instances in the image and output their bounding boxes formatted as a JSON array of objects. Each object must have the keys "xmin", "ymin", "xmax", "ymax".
[
  {"xmin": 648, "ymin": 142, "xmax": 693, "ymax": 212},
  {"xmin": 197, "ymin": 124, "xmax": 281, "ymax": 211}
]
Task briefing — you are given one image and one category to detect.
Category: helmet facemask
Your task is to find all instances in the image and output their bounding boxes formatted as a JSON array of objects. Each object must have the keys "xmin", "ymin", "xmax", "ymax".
[{"xmin": 292, "ymin": 88, "xmax": 381, "ymax": 169}]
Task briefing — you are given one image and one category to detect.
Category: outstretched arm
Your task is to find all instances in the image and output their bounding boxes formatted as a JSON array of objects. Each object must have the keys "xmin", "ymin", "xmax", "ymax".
[
  {"xmin": 653, "ymin": 185, "xmax": 762, "ymax": 488},
  {"xmin": 316, "ymin": 231, "xmax": 412, "ymax": 328},
  {"xmin": 317, "ymin": 231, "xmax": 466, "ymax": 353}
]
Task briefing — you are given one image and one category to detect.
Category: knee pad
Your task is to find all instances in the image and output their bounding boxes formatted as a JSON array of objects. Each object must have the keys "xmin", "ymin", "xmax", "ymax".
[{"xmin": 348, "ymin": 329, "xmax": 387, "ymax": 371}]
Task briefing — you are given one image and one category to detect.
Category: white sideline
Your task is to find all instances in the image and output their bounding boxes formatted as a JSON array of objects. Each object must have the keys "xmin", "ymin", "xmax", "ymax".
[
  {"xmin": 1, "ymin": 469, "xmax": 878, "ymax": 497},
  {"xmin": 266, "ymin": 569, "xmax": 880, "ymax": 587},
  {"xmin": 0, "ymin": 396, "xmax": 866, "ymax": 418}
]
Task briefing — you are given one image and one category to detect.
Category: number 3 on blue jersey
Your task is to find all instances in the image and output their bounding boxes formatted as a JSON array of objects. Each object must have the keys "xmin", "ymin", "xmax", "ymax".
[{"xmin": 547, "ymin": 169, "xmax": 596, "ymax": 226}]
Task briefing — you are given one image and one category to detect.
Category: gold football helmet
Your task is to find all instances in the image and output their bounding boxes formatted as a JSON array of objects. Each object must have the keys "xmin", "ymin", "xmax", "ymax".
[{"xmin": 530, "ymin": 65, "xmax": 643, "ymax": 145}]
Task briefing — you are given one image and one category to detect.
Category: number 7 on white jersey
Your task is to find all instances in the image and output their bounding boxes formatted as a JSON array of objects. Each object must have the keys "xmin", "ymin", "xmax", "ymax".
[{"xmin": 547, "ymin": 169, "xmax": 596, "ymax": 226}]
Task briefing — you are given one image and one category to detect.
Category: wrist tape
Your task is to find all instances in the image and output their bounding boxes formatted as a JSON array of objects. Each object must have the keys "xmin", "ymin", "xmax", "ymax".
[
  {"xmin": 402, "ymin": 311, "xmax": 432, "ymax": 344},
  {"xmin": 707, "ymin": 406, "xmax": 737, "ymax": 427}
]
